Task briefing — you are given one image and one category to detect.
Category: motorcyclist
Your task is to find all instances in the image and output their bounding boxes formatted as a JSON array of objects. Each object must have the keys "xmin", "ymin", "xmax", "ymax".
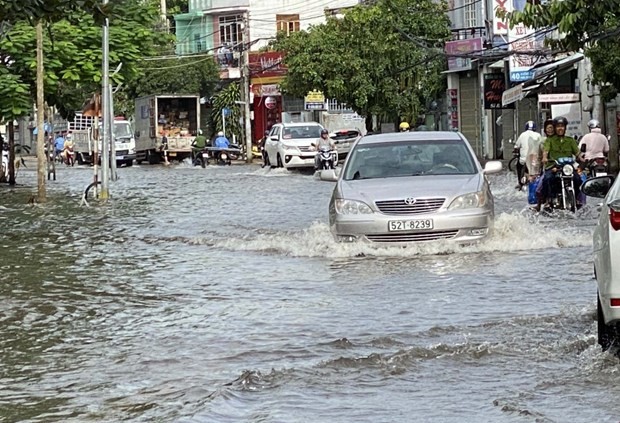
[
  {"xmin": 399, "ymin": 122, "xmax": 410, "ymax": 132},
  {"xmin": 214, "ymin": 131, "xmax": 230, "ymax": 149},
  {"xmin": 536, "ymin": 116, "xmax": 581, "ymax": 211},
  {"xmin": 578, "ymin": 119, "xmax": 609, "ymax": 162},
  {"xmin": 258, "ymin": 130, "xmax": 269, "ymax": 168},
  {"xmin": 313, "ymin": 129, "xmax": 336, "ymax": 170},
  {"xmin": 513, "ymin": 120, "xmax": 542, "ymax": 189},
  {"xmin": 191, "ymin": 129, "xmax": 207, "ymax": 162},
  {"xmin": 61, "ymin": 137, "xmax": 75, "ymax": 165}
]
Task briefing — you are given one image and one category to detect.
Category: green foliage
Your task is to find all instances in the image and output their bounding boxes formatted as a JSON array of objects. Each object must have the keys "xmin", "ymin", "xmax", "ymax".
[
  {"xmin": 0, "ymin": 0, "xmax": 115, "ymax": 25},
  {"xmin": 0, "ymin": 0, "xmax": 172, "ymax": 119},
  {"xmin": 270, "ymin": 0, "xmax": 451, "ymax": 124},
  {"xmin": 208, "ymin": 82, "xmax": 242, "ymax": 141},
  {"xmin": 0, "ymin": 67, "xmax": 31, "ymax": 121},
  {"xmin": 500, "ymin": 0, "xmax": 620, "ymax": 92}
]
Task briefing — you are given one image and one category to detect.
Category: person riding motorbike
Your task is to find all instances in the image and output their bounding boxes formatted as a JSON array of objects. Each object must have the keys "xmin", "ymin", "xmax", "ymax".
[
  {"xmin": 258, "ymin": 130, "xmax": 269, "ymax": 168},
  {"xmin": 61, "ymin": 137, "xmax": 75, "ymax": 166},
  {"xmin": 399, "ymin": 122, "xmax": 410, "ymax": 132},
  {"xmin": 191, "ymin": 129, "xmax": 207, "ymax": 162},
  {"xmin": 514, "ymin": 120, "xmax": 542, "ymax": 189},
  {"xmin": 313, "ymin": 129, "xmax": 337, "ymax": 170},
  {"xmin": 214, "ymin": 131, "xmax": 230, "ymax": 149},
  {"xmin": 536, "ymin": 116, "xmax": 582, "ymax": 211},
  {"xmin": 578, "ymin": 119, "xmax": 609, "ymax": 163}
]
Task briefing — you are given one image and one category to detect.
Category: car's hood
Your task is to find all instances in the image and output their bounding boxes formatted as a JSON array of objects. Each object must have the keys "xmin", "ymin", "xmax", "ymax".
[{"xmin": 338, "ymin": 174, "xmax": 483, "ymax": 203}]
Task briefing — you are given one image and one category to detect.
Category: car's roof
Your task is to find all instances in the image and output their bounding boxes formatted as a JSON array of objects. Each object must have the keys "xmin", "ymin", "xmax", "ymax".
[
  {"xmin": 357, "ymin": 131, "xmax": 464, "ymax": 145},
  {"xmin": 277, "ymin": 122, "xmax": 322, "ymax": 127}
]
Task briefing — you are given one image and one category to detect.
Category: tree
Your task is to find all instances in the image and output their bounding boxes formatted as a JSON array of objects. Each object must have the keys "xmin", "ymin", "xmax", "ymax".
[
  {"xmin": 501, "ymin": 0, "xmax": 620, "ymax": 100},
  {"xmin": 270, "ymin": 0, "xmax": 451, "ymax": 130},
  {"xmin": 208, "ymin": 82, "xmax": 242, "ymax": 141}
]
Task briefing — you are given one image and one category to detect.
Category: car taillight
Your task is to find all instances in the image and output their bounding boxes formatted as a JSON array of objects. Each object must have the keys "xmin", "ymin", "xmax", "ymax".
[
  {"xmin": 610, "ymin": 204, "xmax": 620, "ymax": 231},
  {"xmin": 611, "ymin": 298, "xmax": 620, "ymax": 307}
]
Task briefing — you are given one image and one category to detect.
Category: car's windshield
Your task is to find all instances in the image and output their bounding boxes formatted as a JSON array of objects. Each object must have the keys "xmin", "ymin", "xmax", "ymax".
[
  {"xmin": 282, "ymin": 125, "xmax": 322, "ymax": 139},
  {"xmin": 343, "ymin": 139, "xmax": 477, "ymax": 180}
]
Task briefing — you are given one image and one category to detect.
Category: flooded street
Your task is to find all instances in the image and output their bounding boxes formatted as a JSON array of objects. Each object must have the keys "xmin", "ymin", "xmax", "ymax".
[{"xmin": 1, "ymin": 161, "xmax": 619, "ymax": 422}]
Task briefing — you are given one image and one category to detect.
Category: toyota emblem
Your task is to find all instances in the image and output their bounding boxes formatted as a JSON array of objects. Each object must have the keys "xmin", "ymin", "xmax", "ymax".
[{"xmin": 404, "ymin": 197, "xmax": 417, "ymax": 205}]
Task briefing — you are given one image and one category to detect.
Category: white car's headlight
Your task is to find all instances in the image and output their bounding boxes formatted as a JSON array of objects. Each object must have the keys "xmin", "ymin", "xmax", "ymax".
[
  {"xmin": 447, "ymin": 191, "xmax": 487, "ymax": 210},
  {"xmin": 562, "ymin": 164, "xmax": 574, "ymax": 176},
  {"xmin": 335, "ymin": 199, "xmax": 374, "ymax": 215}
]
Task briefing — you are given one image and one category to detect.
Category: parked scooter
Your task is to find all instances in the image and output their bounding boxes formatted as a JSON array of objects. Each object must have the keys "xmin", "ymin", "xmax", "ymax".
[{"xmin": 317, "ymin": 145, "xmax": 338, "ymax": 170}]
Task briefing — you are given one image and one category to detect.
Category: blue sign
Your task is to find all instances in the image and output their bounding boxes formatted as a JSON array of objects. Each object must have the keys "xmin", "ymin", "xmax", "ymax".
[
  {"xmin": 222, "ymin": 107, "xmax": 231, "ymax": 117},
  {"xmin": 510, "ymin": 71, "xmax": 534, "ymax": 82}
]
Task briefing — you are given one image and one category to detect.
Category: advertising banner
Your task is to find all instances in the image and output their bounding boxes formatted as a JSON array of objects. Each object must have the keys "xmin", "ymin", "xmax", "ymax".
[{"xmin": 445, "ymin": 38, "xmax": 483, "ymax": 72}]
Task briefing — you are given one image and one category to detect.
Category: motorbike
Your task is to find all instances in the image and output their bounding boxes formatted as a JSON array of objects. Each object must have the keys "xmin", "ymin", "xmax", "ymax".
[
  {"xmin": 546, "ymin": 157, "xmax": 579, "ymax": 213},
  {"xmin": 204, "ymin": 143, "xmax": 242, "ymax": 166},
  {"xmin": 62, "ymin": 146, "xmax": 75, "ymax": 167},
  {"xmin": 584, "ymin": 157, "xmax": 609, "ymax": 178},
  {"xmin": 317, "ymin": 146, "xmax": 338, "ymax": 170},
  {"xmin": 192, "ymin": 147, "xmax": 210, "ymax": 168}
]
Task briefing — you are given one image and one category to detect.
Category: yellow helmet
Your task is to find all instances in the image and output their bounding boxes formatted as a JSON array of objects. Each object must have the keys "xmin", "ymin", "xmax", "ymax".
[{"xmin": 399, "ymin": 122, "xmax": 410, "ymax": 131}]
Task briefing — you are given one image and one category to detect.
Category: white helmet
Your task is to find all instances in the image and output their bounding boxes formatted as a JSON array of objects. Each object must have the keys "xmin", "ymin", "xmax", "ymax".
[
  {"xmin": 588, "ymin": 119, "xmax": 600, "ymax": 129},
  {"xmin": 198, "ymin": 129, "xmax": 203, "ymax": 135},
  {"xmin": 217, "ymin": 131, "xmax": 224, "ymax": 136}
]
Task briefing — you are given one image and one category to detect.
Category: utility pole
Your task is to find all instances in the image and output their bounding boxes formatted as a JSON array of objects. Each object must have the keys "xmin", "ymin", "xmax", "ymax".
[
  {"xmin": 241, "ymin": 11, "xmax": 253, "ymax": 164},
  {"xmin": 108, "ymin": 83, "xmax": 117, "ymax": 181},
  {"xmin": 100, "ymin": 0, "xmax": 111, "ymax": 200},
  {"xmin": 35, "ymin": 20, "xmax": 46, "ymax": 202},
  {"xmin": 160, "ymin": 0, "xmax": 168, "ymax": 29},
  {"xmin": 606, "ymin": 100, "xmax": 619, "ymax": 176}
]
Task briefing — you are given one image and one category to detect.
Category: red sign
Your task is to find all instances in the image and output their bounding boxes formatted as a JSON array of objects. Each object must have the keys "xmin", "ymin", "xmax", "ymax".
[
  {"xmin": 265, "ymin": 96, "xmax": 277, "ymax": 110},
  {"xmin": 249, "ymin": 51, "xmax": 287, "ymax": 78},
  {"xmin": 448, "ymin": 89, "xmax": 459, "ymax": 131},
  {"xmin": 444, "ymin": 38, "xmax": 483, "ymax": 71}
]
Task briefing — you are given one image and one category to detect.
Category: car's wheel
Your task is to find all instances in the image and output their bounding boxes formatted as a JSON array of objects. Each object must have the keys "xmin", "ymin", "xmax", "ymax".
[
  {"xmin": 598, "ymin": 292, "xmax": 618, "ymax": 351},
  {"xmin": 277, "ymin": 153, "xmax": 283, "ymax": 168}
]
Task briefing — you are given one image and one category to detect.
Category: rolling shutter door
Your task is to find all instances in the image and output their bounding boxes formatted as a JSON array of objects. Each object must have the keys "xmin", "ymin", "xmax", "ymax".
[{"xmin": 459, "ymin": 72, "xmax": 482, "ymax": 157}]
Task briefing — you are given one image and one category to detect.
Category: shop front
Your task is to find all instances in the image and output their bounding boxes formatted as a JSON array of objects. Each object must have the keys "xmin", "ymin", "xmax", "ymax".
[{"xmin": 249, "ymin": 51, "xmax": 286, "ymax": 142}]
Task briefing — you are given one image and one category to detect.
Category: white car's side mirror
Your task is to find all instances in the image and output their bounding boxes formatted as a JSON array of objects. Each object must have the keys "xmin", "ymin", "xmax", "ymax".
[{"xmin": 483, "ymin": 160, "xmax": 502, "ymax": 174}]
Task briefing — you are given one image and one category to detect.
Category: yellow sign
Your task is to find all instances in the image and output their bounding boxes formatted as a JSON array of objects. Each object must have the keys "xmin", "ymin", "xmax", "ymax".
[{"xmin": 304, "ymin": 90, "xmax": 325, "ymax": 103}]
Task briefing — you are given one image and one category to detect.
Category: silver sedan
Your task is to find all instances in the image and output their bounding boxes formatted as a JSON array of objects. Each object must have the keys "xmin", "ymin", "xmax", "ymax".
[{"xmin": 321, "ymin": 131, "xmax": 503, "ymax": 244}]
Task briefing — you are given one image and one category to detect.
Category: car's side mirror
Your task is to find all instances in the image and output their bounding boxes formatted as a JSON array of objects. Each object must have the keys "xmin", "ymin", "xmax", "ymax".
[
  {"xmin": 319, "ymin": 168, "xmax": 339, "ymax": 182},
  {"xmin": 581, "ymin": 175, "xmax": 615, "ymax": 198},
  {"xmin": 483, "ymin": 160, "xmax": 502, "ymax": 174},
  {"xmin": 270, "ymin": 135, "xmax": 278, "ymax": 141}
]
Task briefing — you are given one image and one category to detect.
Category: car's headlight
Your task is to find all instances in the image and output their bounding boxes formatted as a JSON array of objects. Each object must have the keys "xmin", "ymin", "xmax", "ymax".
[
  {"xmin": 335, "ymin": 199, "xmax": 374, "ymax": 215},
  {"xmin": 447, "ymin": 191, "xmax": 487, "ymax": 210},
  {"xmin": 282, "ymin": 143, "xmax": 299, "ymax": 152},
  {"xmin": 562, "ymin": 164, "xmax": 574, "ymax": 176}
]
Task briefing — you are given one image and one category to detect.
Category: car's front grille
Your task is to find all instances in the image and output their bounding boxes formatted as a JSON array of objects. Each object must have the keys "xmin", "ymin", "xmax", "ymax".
[
  {"xmin": 116, "ymin": 150, "xmax": 129, "ymax": 155},
  {"xmin": 366, "ymin": 230, "xmax": 458, "ymax": 243},
  {"xmin": 375, "ymin": 198, "xmax": 445, "ymax": 215},
  {"xmin": 299, "ymin": 146, "xmax": 315, "ymax": 153}
]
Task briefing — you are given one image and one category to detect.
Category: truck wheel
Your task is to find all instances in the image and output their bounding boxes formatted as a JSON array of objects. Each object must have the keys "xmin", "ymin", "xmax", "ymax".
[
  {"xmin": 124, "ymin": 160, "xmax": 133, "ymax": 167},
  {"xmin": 147, "ymin": 150, "xmax": 160, "ymax": 165},
  {"xmin": 76, "ymin": 153, "xmax": 84, "ymax": 165}
]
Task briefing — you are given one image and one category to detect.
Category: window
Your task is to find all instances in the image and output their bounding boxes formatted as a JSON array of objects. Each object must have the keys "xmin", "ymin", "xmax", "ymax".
[
  {"xmin": 276, "ymin": 14, "xmax": 300, "ymax": 36},
  {"xmin": 463, "ymin": 0, "xmax": 477, "ymax": 28},
  {"xmin": 219, "ymin": 15, "xmax": 243, "ymax": 47}
]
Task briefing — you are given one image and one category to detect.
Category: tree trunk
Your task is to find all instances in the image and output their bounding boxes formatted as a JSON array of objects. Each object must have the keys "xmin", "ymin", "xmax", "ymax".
[
  {"xmin": 36, "ymin": 20, "xmax": 46, "ymax": 202},
  {"xmin": 365, "ymin": 114, "xmax": 373, "ymax": 133},
  {"xmin": 8, "ymin": 121, "xmax": 15, "ymax": 185}
]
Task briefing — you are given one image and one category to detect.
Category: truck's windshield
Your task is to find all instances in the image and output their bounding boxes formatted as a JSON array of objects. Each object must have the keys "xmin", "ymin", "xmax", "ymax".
[{"xmin": 114, "ymin": 122, "xmax": 132, "ymax": 138}]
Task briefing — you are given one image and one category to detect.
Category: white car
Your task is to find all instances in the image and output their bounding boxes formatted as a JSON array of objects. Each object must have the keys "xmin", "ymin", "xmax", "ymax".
[
  {"xmin": 329, "ymin": 128, "xmax": 362, "ymax": 162},
  {"xmin": 581, "ymin": 175, "xmax": 620, "ymax": 350},
  {"xmin": 264, "ymin": 122, "xmax": 324, "ymax": 170}
]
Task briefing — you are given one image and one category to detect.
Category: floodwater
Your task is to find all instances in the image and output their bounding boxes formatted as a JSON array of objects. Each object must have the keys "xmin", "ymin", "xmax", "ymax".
[{"xmin": 0, "ymin": 161, "xmax": 618, "ymax": 423}]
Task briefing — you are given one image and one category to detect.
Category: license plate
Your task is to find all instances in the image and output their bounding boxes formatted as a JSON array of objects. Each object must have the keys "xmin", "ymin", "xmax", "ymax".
[
  {"xmin": 202, "ymin": 153, "xmax": 209, "ymax": 158},
  {"xmin": 169, "ymin": 152, "xmax": 177, "ymax": 157},
  {"xmin": 388, "ymin": 219, "xmax": 433, "ymax": 231},
  {"xmin": 116, "ymin": 155, "xmax": 124, "ymax": 160},
  {"xmin": 597, "ymin": 172, "xmax": 607, "ymax": 176}
]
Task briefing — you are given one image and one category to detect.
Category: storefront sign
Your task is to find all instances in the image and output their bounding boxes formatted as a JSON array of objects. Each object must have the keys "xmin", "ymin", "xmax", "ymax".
[
  {"xmin": 445, "ymin": 38, "xmax": 483, "ymax": 72},
  {"xmin": 484, "ymin": 74, "xmax": 507, "ymax": 109},
  {"xmin": 508, "ymin": 0, "xmax": 546, "ymax": 82},
  {"xmin": 493, "ymin": 0, "xmax": 512, "ymax": 35},
  {"xmin": 537, "ymin": 93, "xmax": 580, "ymax": 103},
  {"xmin": 304, "ymin": 90, "xmax": 326, "ymax": 110},
  {"xmin": 252, "ymin": 84, "xmax": 281, "ymax": 96},
  {"xmin": 265, "ymin": 96, "xmax": 277, "ymax": 110},
  {"xmin": 447, "ymin": 89, "xmax": 459, "ymax": 131},
  {"xmin": 502, "ymin": 84, "xmax": 524, "ymax": 107}
]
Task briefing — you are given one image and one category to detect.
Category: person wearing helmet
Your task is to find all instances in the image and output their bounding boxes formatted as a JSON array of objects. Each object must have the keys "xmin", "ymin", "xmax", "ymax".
[
  {"xmin": 513, "ymin": 120, "xmax": 542, "ymax": 189},
  {"xmin": 399, "ymin": 122, "xmax": 410, "ymax": 132},
  {"xmin": 578, "ymin": 118, "xmax": 609, "ymax": 162},
  {"xmin": 535, "ymin": 116, "xmax": 581, "ymax": 211},
  {"xmin": 191, "ymin": 128, "xmax": 207, "ymax": 162},
  {"xmin": 214, "ymin": 130, "xmax": 230, "ymax": 149},
  {"xmin": 313, "ymin": 128, "xmax": 337, "ymax": 170}
]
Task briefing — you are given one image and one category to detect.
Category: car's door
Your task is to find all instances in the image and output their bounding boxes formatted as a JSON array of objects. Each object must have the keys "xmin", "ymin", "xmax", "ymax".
[{"xmin": 265, "ymin": 125, "xmax": 281, "ymax": 158}]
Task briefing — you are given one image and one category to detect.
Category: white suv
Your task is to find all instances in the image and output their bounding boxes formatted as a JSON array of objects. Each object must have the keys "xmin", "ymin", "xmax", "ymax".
[{"xmin": 264, "ymin": 122, "xmax": 324, "ymax": 170}]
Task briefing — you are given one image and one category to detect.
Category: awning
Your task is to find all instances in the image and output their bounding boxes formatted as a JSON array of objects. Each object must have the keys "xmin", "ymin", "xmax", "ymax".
[{"xmin": 501, "ymin": 53, "xmax": 584, "ymax": 106}]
